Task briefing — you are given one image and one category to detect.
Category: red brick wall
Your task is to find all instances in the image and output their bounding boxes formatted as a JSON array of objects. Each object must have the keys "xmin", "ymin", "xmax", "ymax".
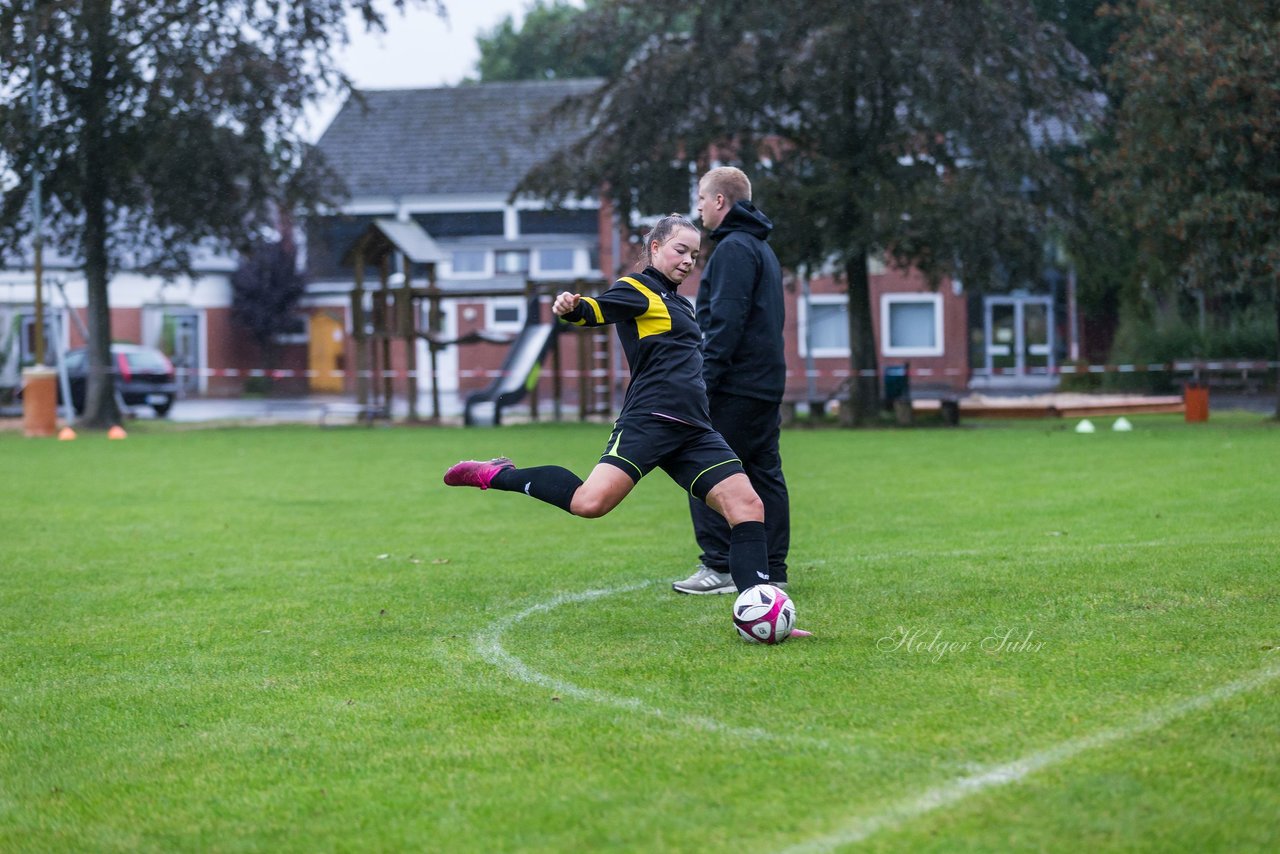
[
  {"xmin": 869, "ymin": 265, "xmax": 969, "ymax": 393},
  {"xmin": 109, "ymin": 309, "xmax": 141, "ymax": 345},
  {"xmin": 779, "ymin": 262, "xmax": 970, "ymax": 401}
]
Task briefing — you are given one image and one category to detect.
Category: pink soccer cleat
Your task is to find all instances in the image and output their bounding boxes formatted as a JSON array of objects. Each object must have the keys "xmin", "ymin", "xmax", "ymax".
[{"xmin": 443, "ymin": 457, "xmax": 514, "ymax": 490}]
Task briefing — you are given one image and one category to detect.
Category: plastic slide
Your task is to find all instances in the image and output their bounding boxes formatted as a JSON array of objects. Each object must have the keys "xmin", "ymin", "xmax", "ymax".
[{"xmin": 464, "ymin": 297, "xmax": 560, "ymax": 426}]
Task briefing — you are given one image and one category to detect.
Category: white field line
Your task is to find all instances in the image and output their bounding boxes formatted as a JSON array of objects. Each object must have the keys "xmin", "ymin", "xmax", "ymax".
[
  {"xmin": 782, "ymin": 655, "xmax": 1280, "ymax": 853},
  {"xmin": 473, "ymin": 581, "xmax": 870, "ymax": 757},
  {"xmin": 843, "ymin": 536, "xmax": 1276, "ymax": 567},
  {"xmin": 476, "ymin": 556, "xmax": 1278, "ymax": 850}
]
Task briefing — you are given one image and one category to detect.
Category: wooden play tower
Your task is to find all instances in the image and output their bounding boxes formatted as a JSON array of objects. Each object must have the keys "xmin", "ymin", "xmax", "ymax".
[
  {"xmin": 343, "ymin": 218, "xmax": 445, "ymax": 421},
  {"xmin": 342, "ymin": 218, "xmax": 615, "ymax": 423}
]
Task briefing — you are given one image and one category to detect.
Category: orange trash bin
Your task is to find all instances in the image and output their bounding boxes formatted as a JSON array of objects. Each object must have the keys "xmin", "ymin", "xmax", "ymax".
[
  {"xmin": 1183, "ymin": 384, "xmax": 1209, "ymax": 423},
  {"xmin": 22, "ymin": 366, "xmax": 59, "ymax": 437}
]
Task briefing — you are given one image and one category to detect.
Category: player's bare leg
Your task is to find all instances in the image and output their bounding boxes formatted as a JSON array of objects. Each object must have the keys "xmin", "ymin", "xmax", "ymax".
[{"xmin": 568, "ymin": 463, "xmax": 635, "ymax": 518}]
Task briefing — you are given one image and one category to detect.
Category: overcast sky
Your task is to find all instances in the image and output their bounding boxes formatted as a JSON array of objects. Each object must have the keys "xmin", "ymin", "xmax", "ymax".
[{"xmin": 306, "ymin": 0, "xmax": 571, "ymax": 140}]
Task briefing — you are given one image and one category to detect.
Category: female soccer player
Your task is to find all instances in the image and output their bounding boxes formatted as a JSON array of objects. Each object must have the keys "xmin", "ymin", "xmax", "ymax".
[{"xmin": 444, "ymin": 214, "xmax": 775, "ymax": 594}]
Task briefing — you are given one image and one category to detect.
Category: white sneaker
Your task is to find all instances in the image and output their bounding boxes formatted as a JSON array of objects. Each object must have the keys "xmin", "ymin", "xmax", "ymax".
[{"xmin": 672, "ymin": 564, "xmax": 735, "ymax": 595}]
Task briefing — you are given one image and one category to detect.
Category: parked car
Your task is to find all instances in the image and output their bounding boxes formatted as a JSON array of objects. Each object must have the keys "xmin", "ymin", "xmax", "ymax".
[{"xmin": 62, "ymin": 345, "xmax": 179, "ymax": 416}]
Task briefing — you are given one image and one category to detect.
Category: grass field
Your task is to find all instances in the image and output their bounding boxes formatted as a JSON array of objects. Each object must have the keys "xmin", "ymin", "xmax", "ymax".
[{"xmin": 2, "ymin": 413, "xmax": 1278, "ymax": 852}]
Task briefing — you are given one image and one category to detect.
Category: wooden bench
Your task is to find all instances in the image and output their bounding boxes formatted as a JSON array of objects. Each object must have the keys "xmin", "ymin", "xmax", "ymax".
[
  {"xmin": 779, "ymin": 382, "xmax": 962, "ymax": 426},
  {"xmin": 260, "ymin": 400, "xmax": 390, "ymax": 426},
  {"xmin": 317, "ymin": 402, "xmax": 391, "ymax": 426},
  {"xmin": 901, "ymin": 385, "xmax": 962, "ymax": 426}
]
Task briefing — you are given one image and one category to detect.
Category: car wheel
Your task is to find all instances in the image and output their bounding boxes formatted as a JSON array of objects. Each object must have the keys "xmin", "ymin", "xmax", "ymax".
[{"xmin": 153, "ymin": 399, "xmax": 173, "ymax": 417}]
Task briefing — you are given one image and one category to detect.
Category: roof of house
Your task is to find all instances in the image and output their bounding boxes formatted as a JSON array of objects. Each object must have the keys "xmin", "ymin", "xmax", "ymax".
[{"xmin": 315, "ymin": 79, "xmax": 602, "ymax": 200}]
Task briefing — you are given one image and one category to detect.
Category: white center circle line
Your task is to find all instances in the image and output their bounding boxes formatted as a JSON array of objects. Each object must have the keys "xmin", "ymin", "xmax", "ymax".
[
  {"xmin": 474, "ymin": 580, "xmax": 870, "ymax": 756},
  {"xmin": 474, "ymin": 574, "xmax": 1279, "ymax": 850}
]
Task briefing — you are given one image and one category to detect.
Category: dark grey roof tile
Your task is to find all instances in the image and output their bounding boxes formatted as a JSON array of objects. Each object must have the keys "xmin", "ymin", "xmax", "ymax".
[{"xmin": 316, "ymin": 79, "xmax": 602, "ymax": 199}]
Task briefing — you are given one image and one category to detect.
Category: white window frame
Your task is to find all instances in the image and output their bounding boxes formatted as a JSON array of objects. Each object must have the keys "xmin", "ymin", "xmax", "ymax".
[
  {"xmin": 881, "ymin": 293, "xmax": 944, "ymax": 358},
  {"xmin": 494, "ymin": 249, "xmax": 531, "ymax": 275},
  {"xmin": 798, "ymin": 294, "xmax": 851, "ymax": 358},
  {"xmin": 534, "ymin": 247, "xmax": 578, "ymax": 276},
  {"xmin": 449, "ymin": 249, "xmax": 489, "ymax": 278},
  {"xmin": 486, "ymin": 297, "xmax": 525, "ymax": 332}
]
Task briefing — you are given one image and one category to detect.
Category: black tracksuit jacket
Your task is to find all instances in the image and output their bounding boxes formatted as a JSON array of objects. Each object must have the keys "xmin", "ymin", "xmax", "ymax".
[{"xmin": 695, "ymin": 202, "xmax": 786, "ymax": 403}]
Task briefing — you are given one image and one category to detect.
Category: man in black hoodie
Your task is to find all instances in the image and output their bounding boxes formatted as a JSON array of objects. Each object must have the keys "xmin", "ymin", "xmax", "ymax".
[{"xmin": 673, "ymin": 167, "xmax": 791, "ymax": 595}]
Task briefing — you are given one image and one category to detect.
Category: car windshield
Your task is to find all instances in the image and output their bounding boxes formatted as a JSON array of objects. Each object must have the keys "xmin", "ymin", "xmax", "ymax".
[{"xmin": 121, "ymin": 349, "xmax": 170, "ymax": 372}]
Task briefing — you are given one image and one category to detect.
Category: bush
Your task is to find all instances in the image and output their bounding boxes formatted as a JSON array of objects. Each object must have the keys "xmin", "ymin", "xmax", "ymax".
[
  {"xmin": 1098, "ymin": 297, "xmax": 1277, "ymax": 394},
  {"xmin": 243, "ymin": 376, "xmax": 271, "ymax": 397}
]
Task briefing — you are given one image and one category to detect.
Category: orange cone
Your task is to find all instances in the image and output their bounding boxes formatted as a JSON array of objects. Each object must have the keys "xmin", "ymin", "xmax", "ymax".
[
  {"xmin": 107, "ymin": 425, "xmax": 128, "ymax": 440},
  {"xmin": 58, "ymin": 426, "xmax": 77, "ymax": 441}
]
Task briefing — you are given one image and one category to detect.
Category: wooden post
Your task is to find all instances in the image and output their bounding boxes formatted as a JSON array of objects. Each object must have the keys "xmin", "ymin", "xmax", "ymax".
[
  {"xmin": 527, "ymin": 280, "xmax": 540, "ymax": 423},
  {"xmin": 401, "ymin": 254, "xmax": 418, "ymax": 422},
  {"xmin": 578, "ymin": 330, "xmax": 590, "ymax": 421},
  {"xmin": 379, "ymin": 257, "xmax": 393, "ymax": 412},
  {"xmin": 551, "ymin": 302, "xmax": 562, "ymax": 423},
  {"xmin": 370, "ymin": 268, "xmax": 382, "ymax": 410},
  {"xmin": 427, "ymin": 268, "xmax": 442, "ymax": 422},
  {"xmin": 353, "ymin": 254, "xmax": 368, "ymax": 407}
]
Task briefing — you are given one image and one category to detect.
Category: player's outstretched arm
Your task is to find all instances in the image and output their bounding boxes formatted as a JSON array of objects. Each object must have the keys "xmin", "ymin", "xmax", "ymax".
[
  {"xmin": 557, "ymin": 284, "xmax": 644, "ymax": 327},
  {"xmin": 552, "ymin": 292, "xmax": 581, "ymax": 317}
]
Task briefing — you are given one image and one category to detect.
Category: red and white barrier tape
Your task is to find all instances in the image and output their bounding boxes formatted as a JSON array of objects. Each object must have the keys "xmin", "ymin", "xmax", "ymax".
[{"xmin": 178, "ymin": 360, "xmax": 1280, "ymax": 382}]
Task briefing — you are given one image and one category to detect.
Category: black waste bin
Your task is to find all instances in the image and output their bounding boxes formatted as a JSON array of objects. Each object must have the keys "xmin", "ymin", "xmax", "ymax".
[{"xmin": 883, "ymin": 364, "xmax": 910, "ymax": 409}]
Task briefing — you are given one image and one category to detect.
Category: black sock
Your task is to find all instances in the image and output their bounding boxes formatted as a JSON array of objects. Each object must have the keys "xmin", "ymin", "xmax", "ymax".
[
  {"xmin": 728, "ymin": 520, "xmax": 770, "ymax": 591},
  {"xmin": 490, "ymin": 465, "xmax": 583, "ymax": 514}
]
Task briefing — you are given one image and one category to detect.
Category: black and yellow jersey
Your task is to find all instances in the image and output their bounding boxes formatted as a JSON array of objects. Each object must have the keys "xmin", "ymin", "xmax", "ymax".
[{"xmin": 560, "ymin": 265, "xmax": 711, "ymax": 429}]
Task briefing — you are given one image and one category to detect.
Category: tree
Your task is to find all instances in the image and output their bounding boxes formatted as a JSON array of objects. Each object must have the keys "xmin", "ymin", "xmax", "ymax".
[
  {"xmin": 518, "ymin": 0, "xmax": 1095, "ymax": 423},
  {"xmin": 1032, "ymin": 0, "xmax": 1123, "ymax": 72},
  {"xmin": 476, "ymin": 0, "xmax": 626, "ymax": 81},
  {"xmin": 230, "ymin": 221, "xmax": 306, "ymax": 379},
  {"xmin": 0, "ymin": 0, "xmax": 442, "ymax": 429},
  {"xmin": 1094, "ymin": 0, "xmax": 1280, "ymax": 416},
  {"xmin": 1032, "ymin": 1, "xmax": 1148, "ymax": 368}
]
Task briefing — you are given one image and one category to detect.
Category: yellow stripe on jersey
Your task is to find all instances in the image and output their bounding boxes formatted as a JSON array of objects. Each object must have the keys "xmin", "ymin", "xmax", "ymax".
[
  {"xmin": 566, "ymin": 296, "xmax": 604, "ymax": 326},
  {"xmin": 619, "ymin": 276, "xmax": 671, "ymax": 338},
  {"xmin": 581, "ymin": 296, "xmax": 604, "ymax": 324}
]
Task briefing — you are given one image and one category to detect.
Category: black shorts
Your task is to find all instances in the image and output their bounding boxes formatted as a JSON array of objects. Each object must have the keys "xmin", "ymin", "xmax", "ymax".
[{"xmin": 599, "ymin": 415, "xmax": 744, "ymax": 502}]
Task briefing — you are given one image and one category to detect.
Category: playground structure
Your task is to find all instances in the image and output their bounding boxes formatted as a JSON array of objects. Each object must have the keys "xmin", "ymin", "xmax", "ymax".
[
  {"xmin": 461, "ymin": 292, "xmax": 559, "ymax": 426},
  {"xmin": 344, "ymin": 219, "xmax": 614, "ymax": 424}
]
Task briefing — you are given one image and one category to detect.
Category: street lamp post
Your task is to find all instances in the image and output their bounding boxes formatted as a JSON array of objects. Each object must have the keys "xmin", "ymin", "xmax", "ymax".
[
  {"xmin": 30, "ymin": 0, "xmax": 45, "ymax": 366},
  {"xmin": 21, "ymin": 0, "xmax": 57, "ymax": 437}
]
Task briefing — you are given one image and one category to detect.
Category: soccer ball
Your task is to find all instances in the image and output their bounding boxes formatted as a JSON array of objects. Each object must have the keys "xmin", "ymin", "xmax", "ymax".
[{"xmin": 732, "ymin": 584, "xmax": 796, "ymax": 644}]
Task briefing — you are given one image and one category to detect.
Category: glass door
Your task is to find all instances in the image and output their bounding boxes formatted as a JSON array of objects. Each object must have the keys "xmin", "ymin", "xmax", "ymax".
[
  {"xmin": 988, "ymin": 301, "xmax": 1018, "ymax": 374},
  {"xmin": 983, "ymin": 296, "xmax": 1054, "ymax": 378},
  {"xmin": 1023, "ymin": 300, "xmax": 1052, "ymax": 373},
  {"xmin": 164, "ymin": 312, "xmax": 201, "ymax": 395},
  {"xmin": 145, "ymin": 308, "xmax": 202, "ymax": 395}
]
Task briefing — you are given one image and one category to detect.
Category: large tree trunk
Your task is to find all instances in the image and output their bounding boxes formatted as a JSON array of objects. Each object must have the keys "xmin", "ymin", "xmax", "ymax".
[
  {"xmin": 81, "ymin": 218, "xmax": 116, "ymax": 429},
  {"xmin": 79, "ymin": 0, "xmax": 119, "ymax": 430},
  {"xmin": 841, "ymin": 249, "xmax": 880, "ymax": 426}
]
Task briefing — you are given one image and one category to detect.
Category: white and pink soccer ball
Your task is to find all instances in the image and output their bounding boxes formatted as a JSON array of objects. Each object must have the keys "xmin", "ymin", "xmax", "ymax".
[{"xmin": 732, "ymin": 584, "xmax": 796, "ymax": 644}]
